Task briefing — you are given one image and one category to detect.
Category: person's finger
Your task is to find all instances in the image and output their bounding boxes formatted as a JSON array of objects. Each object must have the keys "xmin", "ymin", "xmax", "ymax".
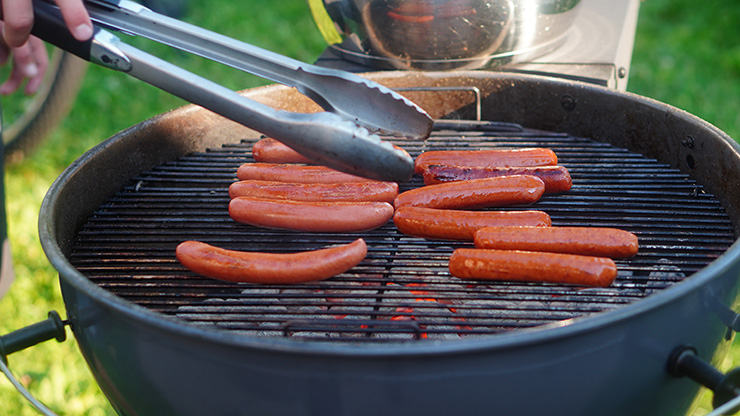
[
  {"xmin": 53, "ymin": 0, "xmax": 93, "ymax": 41},
  {"xmin": 0, "ymin": 45, "xmax": 9, "ymax": 67},
  {"xmin": 1, "ymin": 0, "xmax": 34, "ymax": 47},
  {"xmin": 0, "ymin": 33, "xmax": 10, "ymax": 67},
  {"xmin": 0, "ymin": 65, "xmax": 25, "ymax": 95},
  {"xmin": 23, "ymin": 36, "xmax": 49, "ymax": 94},
  {"xmin": 5, "ymin": 41, "xmax": 38, "ymax": 81},
  {"xmin": 0, "ymin": 36, "xmax": 50, "ymax": 95}
]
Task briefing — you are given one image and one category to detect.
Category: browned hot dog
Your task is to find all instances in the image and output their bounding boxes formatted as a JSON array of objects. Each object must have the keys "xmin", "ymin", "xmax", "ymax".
[
  {"xmin": 393, "ymin": 205, "xmax": 551, "ymax": 241},
  {"xmin": 176, "ymin": 239, "xmax": 367, "ymax": 284},
  {"xmin": 422, "ymin": 165, "xmax": 572, "ymax": 194},
  {"xmin": 252, "ymin": 137, "xmax": 412, "ymax": 165},
  {"xmin": 393, "ymin": 175, "xmax": 545, "ymax": 209},
  {"xmin": 252, "ymin": 138, "xmax": 314, "ymax": 164},
  {"xmin": 229, "ymin": 180, "xmax": 399, "ymax": 203},
  {"xmin": 236, "ymin": 163, "xmax": 380, "ymax": 184},
  {"xmin": 448, "ymin": 248, "xmax": 618, "ymax": 287},
  {"xmin": 474, "ymin": 226, "xmax": 639, "ymax": 259},
  {"xmin": 229, "ymin": 196, "xmax": 394, "ymax": 232},
  {"xmin": 414, "ymin": 148, "xmax": 558, "ymax": 174}
]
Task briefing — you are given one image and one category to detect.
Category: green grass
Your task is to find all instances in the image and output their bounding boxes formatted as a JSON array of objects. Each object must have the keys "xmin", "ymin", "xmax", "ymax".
[
  {"xmin": 628, "ymin": 0, "xmax": 740, "ymax": 142},
  {"xmin": 0, "ymin": 0, "xmax": 739, "ymax": 415}
]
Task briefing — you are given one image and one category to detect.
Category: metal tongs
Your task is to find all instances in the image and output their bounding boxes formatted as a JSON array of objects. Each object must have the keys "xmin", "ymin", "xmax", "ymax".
[{"xmin": 30, "ymin": 0, "xmax": 433, "ymax": 182}]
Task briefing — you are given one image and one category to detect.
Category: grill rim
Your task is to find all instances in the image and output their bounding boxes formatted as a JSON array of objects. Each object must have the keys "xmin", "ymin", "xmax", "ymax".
[{"xmin": 40, "ymin": 71, "xmax": 740, "ymax": 358}]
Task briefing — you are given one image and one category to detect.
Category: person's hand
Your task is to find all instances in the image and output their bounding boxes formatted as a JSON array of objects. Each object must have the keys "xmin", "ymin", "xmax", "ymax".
[
  {"xmin": 0, "ymin": 24, "xmax": 48, "ymax": 95},
  {"xmin": 0, "ymin": 0, "xmax": 92, "ymax": 95},
  {"xmin": 2, "ymin": 0, "xmax": 93, "ymax": 47}
]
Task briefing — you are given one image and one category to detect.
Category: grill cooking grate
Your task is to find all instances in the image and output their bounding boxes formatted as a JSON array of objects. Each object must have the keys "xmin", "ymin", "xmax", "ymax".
[{"xmin": 69, "ymin": 121, "xmax": 737, "ymax": 342}]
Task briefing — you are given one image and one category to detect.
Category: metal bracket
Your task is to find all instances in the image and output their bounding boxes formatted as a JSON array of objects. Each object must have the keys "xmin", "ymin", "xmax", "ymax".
[{"xmin": 90, "ymin": 30, "xmax": 133, "ymax": 71}]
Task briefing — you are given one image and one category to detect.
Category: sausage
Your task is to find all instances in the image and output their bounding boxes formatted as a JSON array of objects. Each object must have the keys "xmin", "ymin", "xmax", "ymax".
[
  {"xmin": 393, "ymin": 205, "xmax": 551, "ymax": 241},
  {"xmin": 252, "ymin": 137, "xmax": 412, "ymax": 165},
  {"xmin": 236, "ymin": 163, "xmax": 381, "ymax": 184},
  {"xmin": 176, "ymin": 238, "xmax": 367, "ymax": 284},
  {"xmin": 229, "ymin": 180, "xmax": 399, "ymax": 203},
  {"xmin": 392, "ymin": 144, "xmax": 412, "ymax": 160},
  {"xmin": 252, "ymin": 138, "xmax": 314, "ymax": 164},
  {"xmin": 448, "ymin": 248, "xmax": 618, "ymax": 287},
  {"xmin": 229, "ymin": 196, "xmax": 394, "ymax": 232},
  {"xmin": 474, "ymin": 226, "xmax": 639, "ymax": 259},
  {"xmin": 422, "ymin": 165, "xmax": 572, "ymax": 194},
  {"xmin": 414, "ymin": 148, "xmax": 558, "ymax": 174},
  {"xmin": 393, "ymin": 175, "xmax": 545, "ymax": 209}
]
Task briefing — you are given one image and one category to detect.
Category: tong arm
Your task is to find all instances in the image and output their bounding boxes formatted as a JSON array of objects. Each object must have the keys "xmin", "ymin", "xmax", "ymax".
[
  {"xmin": 81, "ymin": 0, "xmax": 433, "ymax": 139},
  {"xmin": 30, "ymin": 0, "xmax": 415, "ymax": 182},
  {"xmin": 116, "ymin": 37, "xmax": 413, "ymax": 181}
]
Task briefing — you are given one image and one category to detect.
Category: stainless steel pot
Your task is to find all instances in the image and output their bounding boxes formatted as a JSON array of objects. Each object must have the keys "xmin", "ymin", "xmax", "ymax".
[
  {"xmin": 31, "ymin": 71, "xmax": 740, "ymax": 415},
  {"xmin": 307, "ymin": 0, "xmax": 582, "ymax": 70}
]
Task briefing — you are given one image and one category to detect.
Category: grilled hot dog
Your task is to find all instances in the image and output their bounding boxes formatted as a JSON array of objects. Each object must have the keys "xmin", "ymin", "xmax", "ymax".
[
  {"xmin": 252, "ymin": 138, "xmax": 412, "ymax": 165},
  {"xmin": 393, "ymin": 205, "xmax": 551, "ymax": 241},
  {"xmin": 448, "ymin": 248, "xmax": 617, "ymax": 287},
  {"xmin": 252, "ymin": 138, "xmax": 314, "ymax": 164},
  {"xmin": 236, "ymin": 163, "xmax": 382, "ymax": 184},
  {"xmin": 393, "ymin": 175, "xmax": 545, "ymax": 209},
  {"xmin": 474, "ymin": 226, "xmax": 639, "ymax": 259},
  {"xmin": 229, "ymin": 180, "xmax": 399, "ymax": 203},
  {"xmin": 422, "ymin": 165, "xmax": 572, "ymax": 194},
  {"xmin": 414, "ymin": 148, "xmax": 558, "ymax": 174},
  {"xmin": 176, "ymin": 239, "xmax": 367, "ymax": 284},
  {"xmin": 229, "ymin": 196, "xmax": 394, "ymax": 232}
]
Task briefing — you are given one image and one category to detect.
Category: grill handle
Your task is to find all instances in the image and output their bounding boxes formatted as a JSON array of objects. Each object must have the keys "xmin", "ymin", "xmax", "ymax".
[
  {"xmin": 0, "ymin": 311, "xmax": 67, "ymax": 416},
  {"xmin": 668, "ymin": 346, "xmax": 740, "ymax": 415}
]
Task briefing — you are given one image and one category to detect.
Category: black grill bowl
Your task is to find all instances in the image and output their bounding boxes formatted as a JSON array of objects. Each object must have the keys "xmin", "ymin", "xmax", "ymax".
[{"xmin": 39, "ymin": 72, "xmax": 740, "ymax": 416}]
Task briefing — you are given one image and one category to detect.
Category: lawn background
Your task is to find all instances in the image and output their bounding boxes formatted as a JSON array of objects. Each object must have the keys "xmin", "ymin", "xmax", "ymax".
[{"xmin": 1, "ymin": 0, "xmax": 738, "ymax": 414}]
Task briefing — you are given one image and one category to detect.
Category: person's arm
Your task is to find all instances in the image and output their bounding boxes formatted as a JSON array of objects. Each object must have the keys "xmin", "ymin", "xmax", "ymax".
[{"xmin": 0, "ymin": 0, "xmax": 92, "ymax": 95}]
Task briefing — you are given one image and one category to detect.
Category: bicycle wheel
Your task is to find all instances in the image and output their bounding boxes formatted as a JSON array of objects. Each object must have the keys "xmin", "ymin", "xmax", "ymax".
[{"xmin": 2, "ymin": 48, "xmax": 88, "ymax": 164}]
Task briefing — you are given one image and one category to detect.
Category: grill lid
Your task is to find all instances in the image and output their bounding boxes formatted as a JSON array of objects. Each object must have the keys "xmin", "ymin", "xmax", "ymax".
[{"xmin": 68, "ymin": 121, "xmax": 736, "ymax": 342}]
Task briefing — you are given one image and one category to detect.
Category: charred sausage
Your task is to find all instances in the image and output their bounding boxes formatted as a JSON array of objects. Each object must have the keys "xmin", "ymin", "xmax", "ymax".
[
  {"xmin": 252, "ymin": 138, "xmax": 314, "ymax": 164},
  {"xmin": 393, "ymin": 175, "xmax": 545, "ymax": 209},
  {"xmin": 236, "ymin": 163, "xmax": 381, "ymax": 184},
  {"xmin": 229, "ymin": 180, "xmax": 399, "ymax": 203},
  {"xmin": 422, "ymin": 165, "xmax": 572, "ymax": 194},
  {"xmin": 448, "ymin": 248, "xmax": 618, "ymax": 287},
  {"xmin": 176, "ymin": 239, "xmax": 367, "ymax": 284},
  {"xmin": 229, "ymin": 196, "xmax": 394, "ymax": 232},
  {"xmin": 474, "ymin": 226, "xmax": 639, "ymax": 259},
  {"xmin": 414, "ymin": 148, "xmax": 558, "ymax": 174},
  {"xmin": 393, "ymin": 205, "xmax": 551, "ymax": 241}
]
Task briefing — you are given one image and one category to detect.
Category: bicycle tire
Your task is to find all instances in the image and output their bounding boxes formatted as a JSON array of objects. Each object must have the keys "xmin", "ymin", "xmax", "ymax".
[{"xmin": 3, "ymin": 49, "xmax": 88, "ymax": 164}]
